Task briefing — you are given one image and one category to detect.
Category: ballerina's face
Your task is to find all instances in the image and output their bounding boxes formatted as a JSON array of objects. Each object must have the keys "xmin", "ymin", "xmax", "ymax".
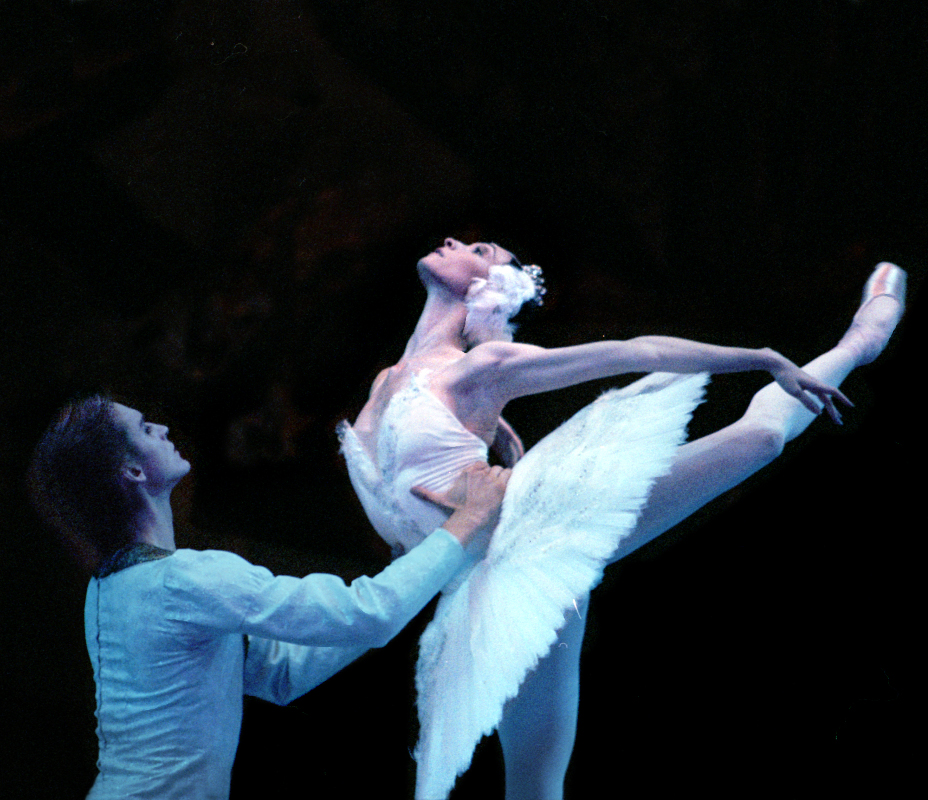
[{"xmin": 418, "ymin": 238, "xmax": 518, "ymax": 295}]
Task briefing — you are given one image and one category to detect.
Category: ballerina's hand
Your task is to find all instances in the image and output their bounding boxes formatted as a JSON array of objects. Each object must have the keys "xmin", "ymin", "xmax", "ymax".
[{"xmin": 769, "ymin": 358, "xmax": 853, "ymax": 424}]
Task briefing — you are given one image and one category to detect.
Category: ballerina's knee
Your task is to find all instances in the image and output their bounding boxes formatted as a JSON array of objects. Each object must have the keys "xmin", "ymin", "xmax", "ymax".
[{"xmin": 736, "ymin": 419, "xmax": 787, "ymax": 468}]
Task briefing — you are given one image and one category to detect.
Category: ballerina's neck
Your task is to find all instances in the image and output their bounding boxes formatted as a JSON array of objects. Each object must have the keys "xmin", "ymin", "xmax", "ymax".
[{"xmin": 403, "ymin": 292, "xmax": 469, "ymax": 360}]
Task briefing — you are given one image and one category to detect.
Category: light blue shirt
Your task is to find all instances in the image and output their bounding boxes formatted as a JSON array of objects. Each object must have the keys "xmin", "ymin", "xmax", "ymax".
[{"xmin": 83, "ymin": 529, "xmax": 465, "ymax": 799}]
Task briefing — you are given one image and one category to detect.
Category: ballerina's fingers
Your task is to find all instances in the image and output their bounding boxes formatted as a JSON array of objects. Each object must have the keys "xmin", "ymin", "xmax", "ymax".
[
  {"xmin": 801, "ymin": 380, "xmax": 853, "ymax": 425},
  {"xmin": 818, "ymin": 391, "xmax": 842, "ymax": 425},
  {"xmin": 793, "ymin": 386, "xmax": 826, "ymax": 417},
  {"xmin": 819, "ymin": 382, "xmax": 853, "ymax": 409},
  {"xmin": 777, "ymin": 375, "xmax": 833, "ymax": 421}
]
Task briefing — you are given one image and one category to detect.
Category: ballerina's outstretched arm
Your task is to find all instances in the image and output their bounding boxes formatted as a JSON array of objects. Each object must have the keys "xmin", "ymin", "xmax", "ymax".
[{"xmin": 444, "ymin": 335, "xmax": 851, "ymax": 424}]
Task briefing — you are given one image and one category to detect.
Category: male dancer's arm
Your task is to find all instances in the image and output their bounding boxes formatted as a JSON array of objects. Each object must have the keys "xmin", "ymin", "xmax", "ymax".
[{"xmin": 242, "ymin": 463, "xmax": 509, "ymax": 704}]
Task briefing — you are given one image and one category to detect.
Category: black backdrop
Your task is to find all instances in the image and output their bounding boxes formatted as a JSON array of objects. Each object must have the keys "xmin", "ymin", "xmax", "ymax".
[{"xmin": 1, "ymin": 1, "xmax": 922, "ymax": 797}]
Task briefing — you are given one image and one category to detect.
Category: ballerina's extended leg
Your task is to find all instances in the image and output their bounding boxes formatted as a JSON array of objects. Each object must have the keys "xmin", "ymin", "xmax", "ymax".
[{"xmin": 613, "ymin": 261, "xmax": 906, "ymax": 559}]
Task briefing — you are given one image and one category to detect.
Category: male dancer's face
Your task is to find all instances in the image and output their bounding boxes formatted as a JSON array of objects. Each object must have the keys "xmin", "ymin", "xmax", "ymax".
[{"xmin": 111, "ymin": 403, "xmax": 191, "ymax": 492}]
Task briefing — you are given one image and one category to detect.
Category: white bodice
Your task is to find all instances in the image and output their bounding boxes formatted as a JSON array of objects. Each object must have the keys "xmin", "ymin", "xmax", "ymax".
[{"xmin": 339, "ymin": 371, "xmax": 489, "ymax": 556}]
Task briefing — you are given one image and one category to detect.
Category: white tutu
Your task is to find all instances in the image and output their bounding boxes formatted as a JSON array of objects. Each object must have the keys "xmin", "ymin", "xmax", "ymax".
[{"xmin": 341, "ymin": 371, "xmax": 708, "ymax": 799}]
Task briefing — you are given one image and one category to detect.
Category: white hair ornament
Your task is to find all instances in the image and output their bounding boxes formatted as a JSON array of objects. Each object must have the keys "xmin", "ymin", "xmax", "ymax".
[{"xmin": 464, "ymin": 263, "xmax": 546, "ymax": 346}]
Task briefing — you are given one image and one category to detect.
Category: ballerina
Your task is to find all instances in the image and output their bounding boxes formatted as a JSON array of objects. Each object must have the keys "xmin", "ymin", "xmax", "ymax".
[{"xmin": 338, "ymin": 239, "xmax": 905, "ymax": 800}]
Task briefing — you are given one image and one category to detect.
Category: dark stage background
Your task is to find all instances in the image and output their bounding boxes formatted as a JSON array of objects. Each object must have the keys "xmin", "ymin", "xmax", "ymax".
[{"xmin": 1, "ymin": 1, "xmax": 923, "ymax": 797}]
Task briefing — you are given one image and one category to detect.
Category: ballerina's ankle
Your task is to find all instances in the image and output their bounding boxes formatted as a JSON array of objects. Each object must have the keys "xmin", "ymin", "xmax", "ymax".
[{"xmin": 839, "ymin": 295, "xmax": 903, "ymax": 365}]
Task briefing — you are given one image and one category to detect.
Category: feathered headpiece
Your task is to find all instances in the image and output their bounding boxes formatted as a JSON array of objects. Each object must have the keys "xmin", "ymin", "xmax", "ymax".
[{"xmin": 463, "ymin": 263, "xmax": 545, "ymax": 346}]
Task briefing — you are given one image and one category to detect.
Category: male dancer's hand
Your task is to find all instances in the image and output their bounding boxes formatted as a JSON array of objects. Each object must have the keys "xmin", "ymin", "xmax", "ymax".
[{"xmin": 412, "ymin": 462, "xmax": 510, "ymax": 548}]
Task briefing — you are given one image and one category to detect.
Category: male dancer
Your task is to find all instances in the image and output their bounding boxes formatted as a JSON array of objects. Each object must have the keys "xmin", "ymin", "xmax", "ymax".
[{"xmin": 30, "ymin": 396, "xmax": 509, "ymax": 799}]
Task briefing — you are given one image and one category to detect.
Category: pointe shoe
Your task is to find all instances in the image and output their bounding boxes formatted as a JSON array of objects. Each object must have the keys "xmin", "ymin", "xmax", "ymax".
[
  {"xmin": 859, "ymin": 262, "xmax": 907, "ymax": 311},
  {"xmin": 842, "ymin": 262, "xmax": 907, "ymax": 365}
]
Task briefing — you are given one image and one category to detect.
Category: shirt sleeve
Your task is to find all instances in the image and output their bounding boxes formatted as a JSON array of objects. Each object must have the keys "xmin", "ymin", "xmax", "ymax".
[
  {"xmin": 163, "ymin": 528, "xmax": 465, "ymax": 650},
  {"xmin": 242, "ymin": 637, "xmax": 370, "ymax": 705}
]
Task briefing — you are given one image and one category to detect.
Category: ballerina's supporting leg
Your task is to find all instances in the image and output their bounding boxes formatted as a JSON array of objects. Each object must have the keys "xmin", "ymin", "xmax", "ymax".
[
  {"xmin": 611, "ymin": 262, "xmax": 906, "ymax": 561},
  {"xmin": 497, "ymin": 601, "xmax": 587, "ymax": 800}
]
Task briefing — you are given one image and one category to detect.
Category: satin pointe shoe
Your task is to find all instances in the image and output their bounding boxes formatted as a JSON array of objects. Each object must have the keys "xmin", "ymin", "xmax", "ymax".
[
  {"xmin": 842, "ymin": 262, "xmax": 907, "ymax": 365},
  {"xmin": 860, "ymin": 261, "xmax": 907, "ymax": 310}
]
